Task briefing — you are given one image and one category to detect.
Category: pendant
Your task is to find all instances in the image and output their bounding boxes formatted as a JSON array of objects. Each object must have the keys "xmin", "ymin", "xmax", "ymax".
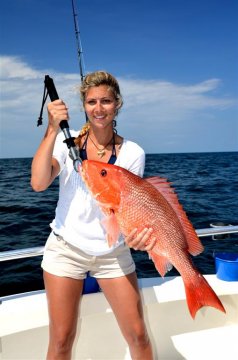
[{"xmin": 97, "ymin": 149, "xmax": 106, "ymax": 158}]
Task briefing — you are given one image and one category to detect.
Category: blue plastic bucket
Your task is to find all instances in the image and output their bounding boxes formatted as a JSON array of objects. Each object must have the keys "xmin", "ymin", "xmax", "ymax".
[
  {"xmin": 215, "ymin": 252, "xmax": 238, "ymax": 281},
  {"xmin": 83, "ymin": 274, "xmax": 100, "ymax": 294}
]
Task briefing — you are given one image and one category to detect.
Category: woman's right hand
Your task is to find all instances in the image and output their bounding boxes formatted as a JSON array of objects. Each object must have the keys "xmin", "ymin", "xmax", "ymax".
[
  {"xmin": 31, "ymin": 99, "xmax": 68, "ymax": 192},
  {"xmin": 47, "ymin": 99, "xmax": 69, "ymax": 130}
]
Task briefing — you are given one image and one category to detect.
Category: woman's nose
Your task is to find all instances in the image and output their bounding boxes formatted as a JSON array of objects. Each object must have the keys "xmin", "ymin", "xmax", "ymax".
[{"xmin": 95, "ymin": 100, "xmax": 103, "ymax": 112}]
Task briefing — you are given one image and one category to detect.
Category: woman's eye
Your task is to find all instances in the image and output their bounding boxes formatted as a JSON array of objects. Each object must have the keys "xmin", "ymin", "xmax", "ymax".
[
  {"xmin": 87, "ymin": 100, "xmax": 96, "ymax": 105},
  {"xmin": 101, "ymin": 99, "xmax": 112, "ymax": 104}
]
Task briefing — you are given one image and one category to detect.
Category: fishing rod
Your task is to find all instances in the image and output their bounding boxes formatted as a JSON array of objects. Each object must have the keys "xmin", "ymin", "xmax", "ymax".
[
  {"xmin": 71, "ymin": 0, "xmax": 88, "ymax": 121},
  {"xmin": 71, "ymin": 0, "xmax": 85, "ymax": 83},
  {"xmin": 43, "ymin": 75, "xmax": 82, "ymax": 171},
  {"xmin": 37, "ymin": 1, "xmax": 88, "ymax": 170}
]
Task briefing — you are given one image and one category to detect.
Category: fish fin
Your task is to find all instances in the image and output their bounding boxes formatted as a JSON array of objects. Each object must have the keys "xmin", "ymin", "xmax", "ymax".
[
  {"xmin": 149, "ymin": 249, "xmax": 173, "ymax": 277},
  {"xmin": 145, "ymin": 176, "xmax": 170, "ymax": 188},
  {"xmin": 182, "ymin": 221, "xmax": 204, "ymax": 256},
  {"xmin": 184, "ymin": 273, "xmax": 226, "ymax": 319},
  {"xmin": 101, "ymin": 210, "xmax": 121, "ymax": 247},
  {"xmin": 145, "ymin": 176, "xmax": 204, "ymax": 256}
]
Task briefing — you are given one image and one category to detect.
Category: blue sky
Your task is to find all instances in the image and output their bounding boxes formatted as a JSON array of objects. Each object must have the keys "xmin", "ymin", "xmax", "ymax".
[{"xmin": 0, "ymin": 0, "xmax": 237, "ymax": 158}]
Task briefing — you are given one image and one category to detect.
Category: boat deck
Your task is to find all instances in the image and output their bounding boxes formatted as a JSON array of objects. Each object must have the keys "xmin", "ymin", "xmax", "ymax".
[{"xmin": 1, "ymin": 275, "xmax": 238, "ymax": 359}]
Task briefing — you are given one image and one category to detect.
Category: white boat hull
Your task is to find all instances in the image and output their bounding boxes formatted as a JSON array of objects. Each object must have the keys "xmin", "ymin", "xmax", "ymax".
[{"xmin": 1, "ymin": 275, "xmax": 238, "ymax": 359}]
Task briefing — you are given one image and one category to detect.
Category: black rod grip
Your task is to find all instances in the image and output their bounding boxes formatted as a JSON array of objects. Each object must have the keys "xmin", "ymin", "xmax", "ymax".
[
  {"xmin": 44, "ymin": 75, "xmax": 59, "ymax": 101},
  {"xmin": 43, "ymin": 75, "xmax": 82, "ymax": 170},
  {"xmin": 44, "ymin": 75, "xmax": 69, "ymax": 130}
]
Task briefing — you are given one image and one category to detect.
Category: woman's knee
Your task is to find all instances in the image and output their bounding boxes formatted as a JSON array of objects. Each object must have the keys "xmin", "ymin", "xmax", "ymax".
[
  {"xmin": 125, "ymin": 322, "xmax": 150, "ymax": 348},
  {"xmin": 49, "ymin": 325, "xmax": 77, "ymax": 355}
]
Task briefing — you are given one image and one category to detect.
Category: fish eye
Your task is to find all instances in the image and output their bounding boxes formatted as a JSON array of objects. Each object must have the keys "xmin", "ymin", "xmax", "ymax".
[{"xmin": 100, "ymin": 169, "xmax": 107, "ymax": 177}]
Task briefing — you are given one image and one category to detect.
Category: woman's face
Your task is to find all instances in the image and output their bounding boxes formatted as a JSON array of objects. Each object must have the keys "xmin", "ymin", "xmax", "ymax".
[{"xmin": 84, "ymin": 85, "xmax": 117, "ymax": 129}]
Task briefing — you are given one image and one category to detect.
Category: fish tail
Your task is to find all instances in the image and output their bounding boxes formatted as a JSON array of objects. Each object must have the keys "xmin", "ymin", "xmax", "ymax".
[{"xmin": 184, "ymin": 274, "xmax": 226, "ymax": 319}]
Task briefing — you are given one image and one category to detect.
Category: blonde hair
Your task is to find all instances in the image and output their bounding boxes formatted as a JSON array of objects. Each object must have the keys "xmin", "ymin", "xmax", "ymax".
[{"xmin": 74, "ymin": 71, "xmax": 123, "ymax": 147}]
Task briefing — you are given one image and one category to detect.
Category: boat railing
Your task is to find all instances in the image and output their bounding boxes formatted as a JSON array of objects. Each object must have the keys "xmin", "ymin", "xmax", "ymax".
[{"xmin": 0, "ymin": 225, "xmax": 238, "ymax": 262}]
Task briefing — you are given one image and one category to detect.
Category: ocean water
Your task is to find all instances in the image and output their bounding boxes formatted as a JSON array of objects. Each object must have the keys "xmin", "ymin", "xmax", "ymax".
[{"xmin": 0, "ymin": 152, "xmax": 238, "ymax": 296}]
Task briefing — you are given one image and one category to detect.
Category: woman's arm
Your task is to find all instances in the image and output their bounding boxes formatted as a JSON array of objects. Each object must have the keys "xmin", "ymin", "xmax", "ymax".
[
  {"xmin": 31, "ymin": 99, "xmax": 68, "ymax": 192},
  {"xmin": 31, "ymin": 127, "xmax": 60, "ymax": 192}
]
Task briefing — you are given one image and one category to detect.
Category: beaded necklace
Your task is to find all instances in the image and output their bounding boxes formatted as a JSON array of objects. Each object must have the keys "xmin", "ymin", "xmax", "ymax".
[
  {"xmin": 79, "ymin": 132, "xmax": 117, "ymax": 164},
  {"xmin": 88, "ymin": 134, "xmax": 114, "ymax": 158}
]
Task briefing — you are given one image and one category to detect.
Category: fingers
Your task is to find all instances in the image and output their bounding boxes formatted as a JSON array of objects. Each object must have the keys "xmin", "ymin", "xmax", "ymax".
[
  {"xmin": 144, "ymin": 236, "xmax": 157, "ymax": 251},
  {"xmin": 132, "ymin": 228, "xmax": 153, "ymax": 250},
  {"xmin": 125, "ymin": 228, "xmax": 156, "ymax": 251},
  {"xmin": 125, "ymin": 228, "xmax": 137, "ymax": 244},
  {"xmin": 47, "ymin": 99, "xmax": 69, "ymax": 128}
]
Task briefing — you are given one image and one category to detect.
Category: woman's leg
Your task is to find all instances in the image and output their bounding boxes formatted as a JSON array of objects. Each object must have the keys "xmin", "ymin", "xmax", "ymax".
[
  {"xmin": 97, "ymin": 272, "xmax": 154, "ymax": 360},
  {"xmin": 43, "ymin": 271, "xmax": 84, "ymax": 360}
]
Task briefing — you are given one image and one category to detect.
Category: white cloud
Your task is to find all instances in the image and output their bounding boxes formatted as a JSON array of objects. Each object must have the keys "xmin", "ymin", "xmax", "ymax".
[
  {"xmin": 1, "ymin": 55, "xmax": 43, "ymax": 80},
  {"xmin": 0, "ymin": 55, "xmax": 237, "ymax": 157},
  {"xmin": 119, "ymin": 77, "xmax": 234, "ymax": 111},
  {"xmin": 0, "ymin": 56, "xmax": 82, "ymax": 123}
]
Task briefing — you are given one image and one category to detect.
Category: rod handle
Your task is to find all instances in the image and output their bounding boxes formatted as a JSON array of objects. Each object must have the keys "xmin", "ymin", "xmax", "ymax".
[
  {"xmin": 44, "ymin": 75, "xmax": 68, "ymax": 130},
  {"xmin": 44, "ymin": 75, "xmax": 81, "ymax": 170}
]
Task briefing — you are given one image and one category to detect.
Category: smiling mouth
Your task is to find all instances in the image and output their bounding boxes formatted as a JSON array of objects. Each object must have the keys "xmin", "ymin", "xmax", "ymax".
[{"xmin": 95, "ymin": 116, "xmax": 105, "ymax": 120}]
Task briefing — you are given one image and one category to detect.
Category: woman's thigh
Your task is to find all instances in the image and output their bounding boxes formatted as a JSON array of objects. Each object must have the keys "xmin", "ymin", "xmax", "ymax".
[
  {"xmin": 97, "ymin": 272, "xmax": 146, "ymax": 338},
  {"xmin": 44, "ymin": 271, "xmax": 84, "ymax": 336}
]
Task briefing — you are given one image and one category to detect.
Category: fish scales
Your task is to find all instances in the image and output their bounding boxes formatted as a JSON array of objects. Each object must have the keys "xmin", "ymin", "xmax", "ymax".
[{"xmin": 118, "ymin": 172, "xmax": 186, "ymax": 255}]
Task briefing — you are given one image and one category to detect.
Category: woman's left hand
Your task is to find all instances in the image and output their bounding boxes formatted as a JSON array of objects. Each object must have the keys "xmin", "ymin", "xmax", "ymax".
[{"xmin": 125, "ymin": 228, "xmax": 156, "ymax": 251}]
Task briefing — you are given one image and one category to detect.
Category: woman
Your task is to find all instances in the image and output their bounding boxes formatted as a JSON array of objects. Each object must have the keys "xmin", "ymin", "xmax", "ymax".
[{"xmin": 31, "ymin": 71, "xmax": 155, "ymax": 359}]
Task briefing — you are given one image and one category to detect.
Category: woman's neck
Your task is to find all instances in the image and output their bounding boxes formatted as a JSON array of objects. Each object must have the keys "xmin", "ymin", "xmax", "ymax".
[{"xmin": 88, "ymin": 127, "xmax": 114, "ymax": 147}]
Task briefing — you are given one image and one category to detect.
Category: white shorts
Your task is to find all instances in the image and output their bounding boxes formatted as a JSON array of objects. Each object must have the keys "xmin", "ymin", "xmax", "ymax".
[{"xmin": 41, "ymin": 232, "xmax": 135, "ymax": 280}]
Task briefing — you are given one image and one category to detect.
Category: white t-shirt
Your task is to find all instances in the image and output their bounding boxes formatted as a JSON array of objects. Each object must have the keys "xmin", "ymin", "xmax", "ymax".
[{"xmin": 50, "ymin": 130, "xmax": 145, "ymax": 256}]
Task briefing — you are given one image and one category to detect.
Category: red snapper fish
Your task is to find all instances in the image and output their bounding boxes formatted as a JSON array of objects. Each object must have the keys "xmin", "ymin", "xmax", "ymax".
[{"xmin": 80, "ymin": 160, "xmax": 226, "ymax": 318}]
